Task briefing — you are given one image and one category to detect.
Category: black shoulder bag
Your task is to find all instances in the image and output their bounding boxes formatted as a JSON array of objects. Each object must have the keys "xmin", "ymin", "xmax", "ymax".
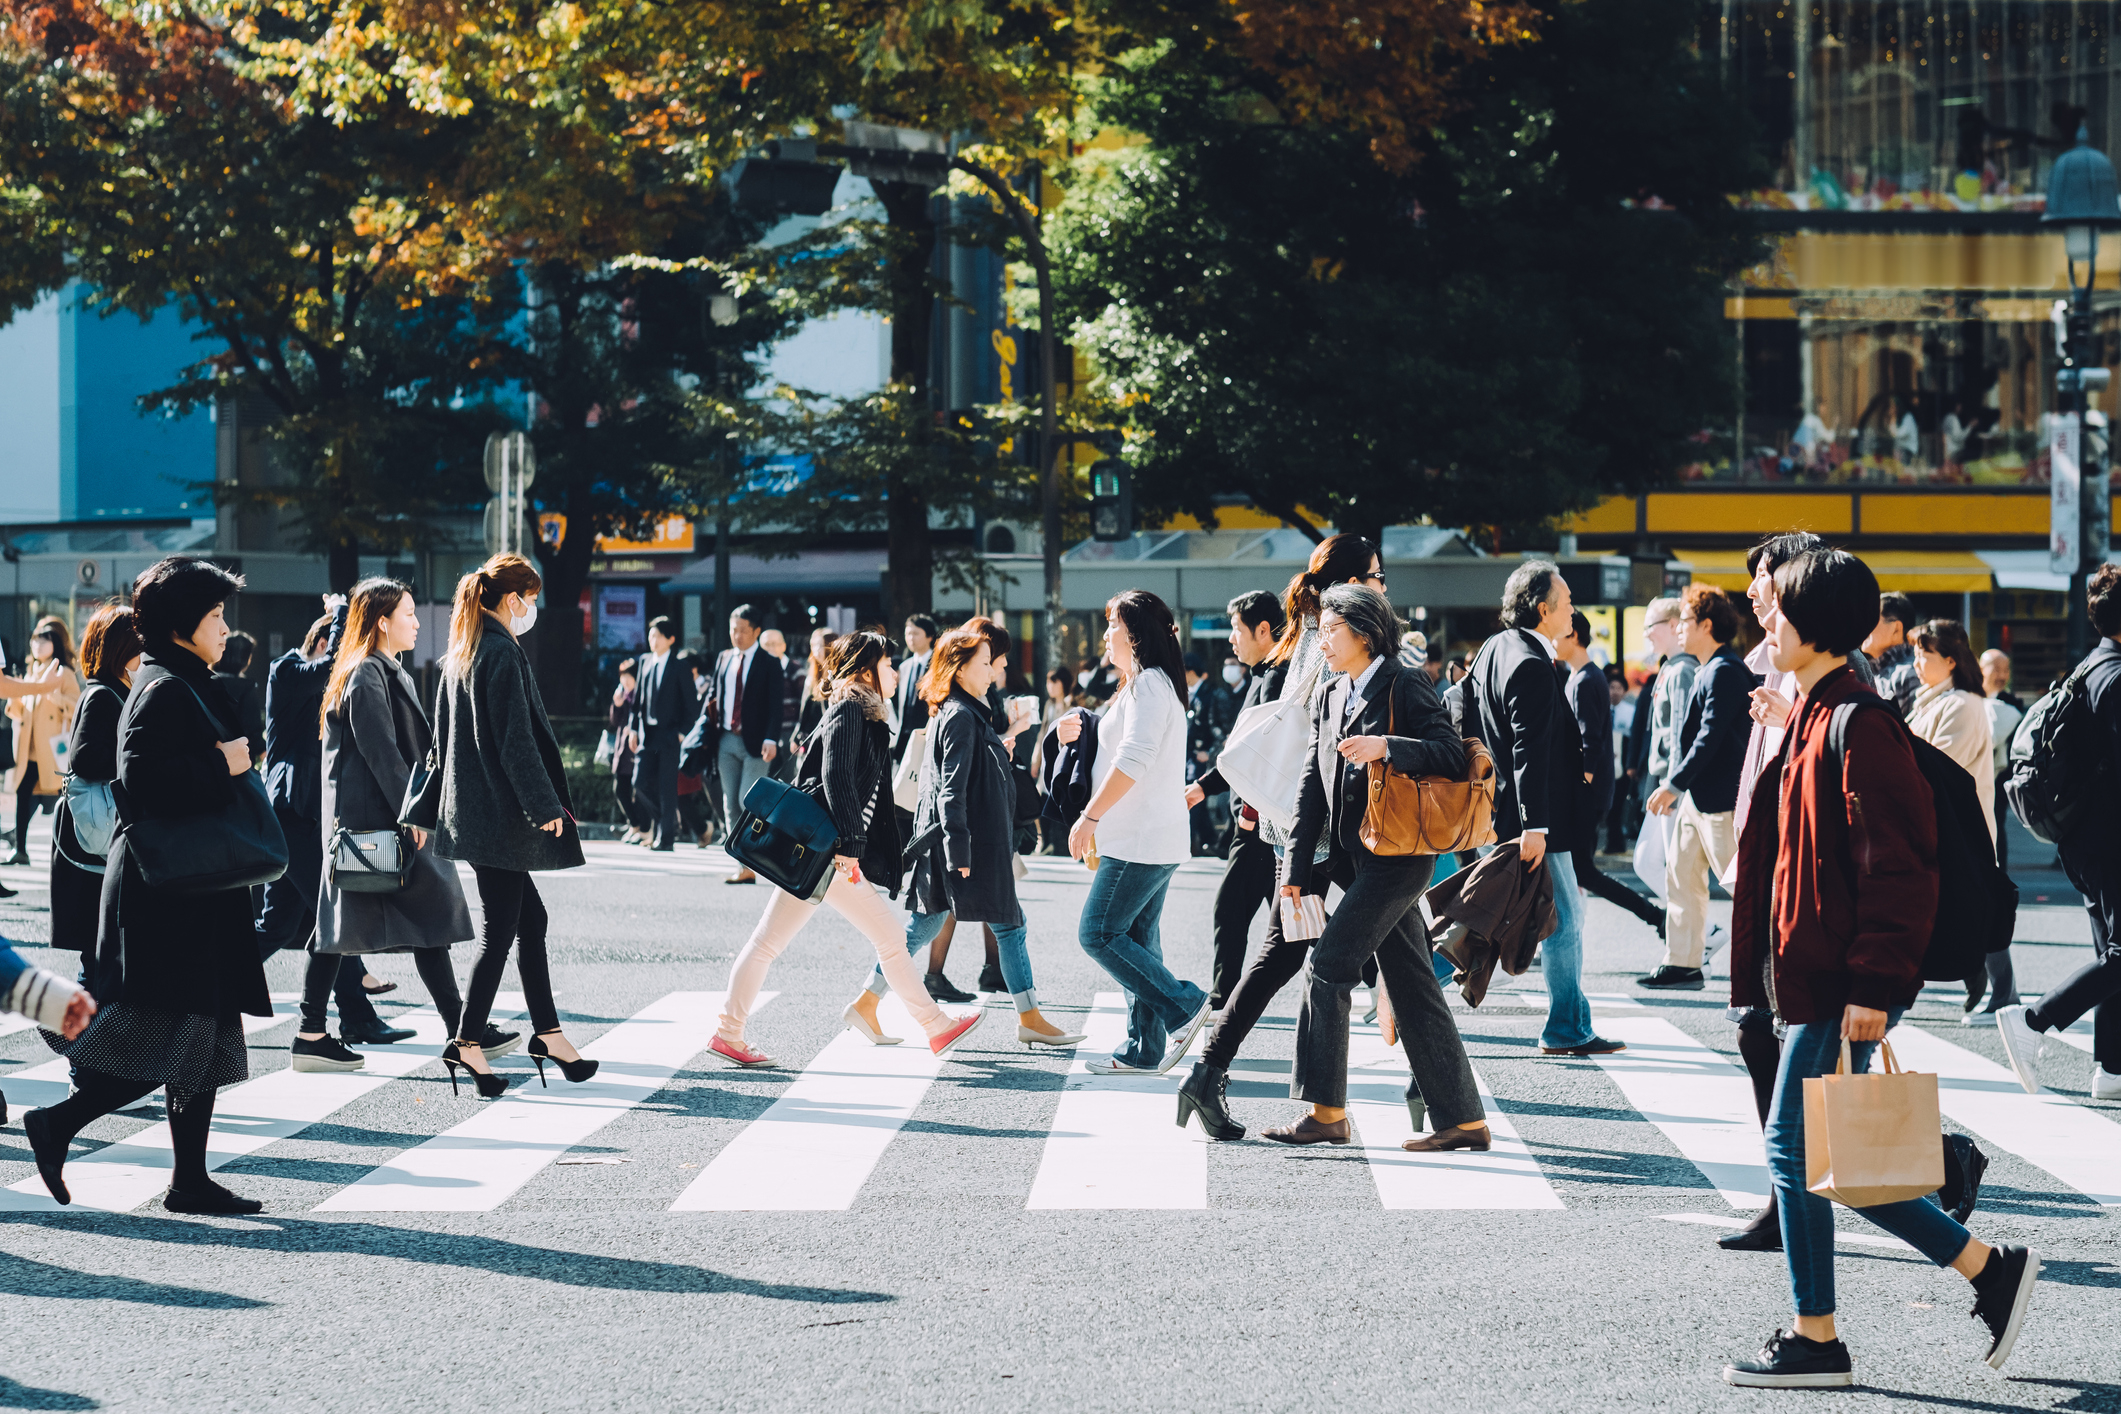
[{"xmin": 123, "ymin": 679, "xmax": 289, "ymax": 893}]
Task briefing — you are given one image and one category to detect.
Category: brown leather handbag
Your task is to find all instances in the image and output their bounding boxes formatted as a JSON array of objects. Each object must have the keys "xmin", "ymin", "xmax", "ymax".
[{"xmin": 1358, "ymin": 683, "xmax": 1499, "ymax": 856}]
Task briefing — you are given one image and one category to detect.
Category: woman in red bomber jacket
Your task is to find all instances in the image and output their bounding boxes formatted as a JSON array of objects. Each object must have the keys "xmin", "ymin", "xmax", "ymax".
[{"xmin": 1718, "ymin": 550, "xmax": 2038, "ymax": 1392}]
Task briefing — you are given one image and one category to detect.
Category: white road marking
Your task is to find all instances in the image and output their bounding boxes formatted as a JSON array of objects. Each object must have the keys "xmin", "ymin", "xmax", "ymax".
[
  {"xmin": 1659, "ymin": 1212, "xmax": 1909, "ymax": 1250},
  {"xmin": 0, "ymin": 999, "xmax": 526, "ymax": 1212},
  {"xmin": 1028, "ymin": 992, "xmax": 1204, "ymax": 1210},
  {"xmin": 1588, "ymin": 1016, "xmax": 1769, "ymax": 1207},
  {"xmin": 317, "ymin": 991, "xmax": 758, "ymax": 1212},
  {"xmin": 1345, "ymin": 1025, "xmax": 1564, "ymax": 1210},
  {"xmin": 1887, "ymin": 1023, "xmax": 2121, "ymax": 1207},
  {"xmin": 671, "ymin": 995, "xmax": 949, "ymax": 1211}
]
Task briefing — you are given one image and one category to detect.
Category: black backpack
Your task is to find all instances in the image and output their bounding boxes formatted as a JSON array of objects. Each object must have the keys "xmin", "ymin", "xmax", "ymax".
[
  {"xmin": 1827, "ymin": 698, "xmax": 2017, "ymax": 983},
  {"xmin": 2003, "ymin": 656, "xmax": 2115, "ymax": 845}
]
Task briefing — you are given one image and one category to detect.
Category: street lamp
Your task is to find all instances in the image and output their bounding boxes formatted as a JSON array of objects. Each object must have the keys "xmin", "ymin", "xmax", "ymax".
[{"xmin": 2043, "ymin": 126, "xmax": 2121, "ymax": 660}]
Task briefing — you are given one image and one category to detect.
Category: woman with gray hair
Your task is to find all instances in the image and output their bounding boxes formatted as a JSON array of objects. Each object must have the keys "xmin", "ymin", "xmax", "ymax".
[{"xmin": 1243, "ymin": 583, "xmax": 1487, "ymax": 1151}]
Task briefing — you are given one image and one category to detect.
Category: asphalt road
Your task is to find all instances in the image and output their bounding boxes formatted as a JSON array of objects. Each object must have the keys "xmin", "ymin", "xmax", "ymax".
[{"xmin": 0, "ymin": 819, "xmax": 2114, "ymax": 1414}]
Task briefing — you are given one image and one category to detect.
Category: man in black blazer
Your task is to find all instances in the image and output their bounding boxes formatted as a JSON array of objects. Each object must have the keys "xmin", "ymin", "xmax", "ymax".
[
  {"xmin": 892, "ymin": 613, "xmax": 939, "ymax": 762},
  {"xmin": 681, "ymin": 603, "xmax": 784, "ymax": 882},
  {"xmin": 631, "ymin": 616, "xmax": 700, "ymax": 852},
  {"xmin": 1463, "ymin": 560, "xmax": 1622, "ymax": 1057},
  {"xmin": 1558, "ymin": 611, "xmax": 1667, "ymax": 937},
  {"xmin": 1643, "ymin": 583, "xmax": 1755, "ymax": 988}
]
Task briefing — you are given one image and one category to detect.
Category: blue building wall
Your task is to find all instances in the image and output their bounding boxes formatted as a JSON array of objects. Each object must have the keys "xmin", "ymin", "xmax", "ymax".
[{"xmin": 63, "ymin": 293, "xmax": 216, "ymax": 520}]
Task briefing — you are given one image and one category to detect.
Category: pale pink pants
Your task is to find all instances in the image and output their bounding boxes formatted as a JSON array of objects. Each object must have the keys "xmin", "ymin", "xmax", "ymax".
[{"xmin": 717, "ymin": 874, "xmax": 949, "ymax": 1043}]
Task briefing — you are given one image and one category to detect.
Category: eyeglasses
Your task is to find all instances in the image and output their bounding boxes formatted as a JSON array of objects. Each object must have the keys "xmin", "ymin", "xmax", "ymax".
[{"xmin": 1362, "ymin": 571, "xmax": 1386, "ymax": 584}]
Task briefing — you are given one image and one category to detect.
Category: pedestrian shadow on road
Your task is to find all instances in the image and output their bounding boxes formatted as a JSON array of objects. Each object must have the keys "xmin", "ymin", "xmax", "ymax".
[
  {"xmin": 1864, "ymin": 1379, "xmax": 2121, "ymax": 1411},
  {"xmin": 0, "ymin": 1373, "xmax": 99, "ymax": 1410},
  {"xmin": 2032, "ymin": 1258, "xmax": 2121, "ymax": 1289},
  {"xmin": 0, "ymin": 1214, "xmax": 894, "ymax": 1304},
  {"xmin": 0, "ymin": 1248, "xmax": 267, "ymax": 1310}
]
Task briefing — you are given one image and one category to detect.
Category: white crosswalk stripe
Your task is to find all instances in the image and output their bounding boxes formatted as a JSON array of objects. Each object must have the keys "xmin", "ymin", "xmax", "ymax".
[
  {"xmin": 319, "ymin": 990, "xmax": 760, "ymax": 1212},
  {"xmin": 672, "ymin": 994, "xmax": 938, "ymax": 1211},
  {"xmin": 1027, "ymin": 992, "xmax": 1205, "ymax": 1209},
  {"xmin": 1588, "ymin": 1015, "xmax": 1770, "ymax": 1207},
  {"xmin": 1345, "ymin": 1022, "xmax": 1564, "ymax": 1210}
]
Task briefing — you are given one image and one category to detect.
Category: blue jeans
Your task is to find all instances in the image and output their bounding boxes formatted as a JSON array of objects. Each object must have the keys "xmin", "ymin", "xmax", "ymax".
[
  {"xmin": 873, "ymin": 910, "xmax": 1038, "ymax": 1013},
  {"xmin": 1077, "ymin": 858, "xmax": 1200, "ymax": 1068},
  {"xmin": 1768, "ymin": 1013, "xmax": 1973, "ymax": 1316},
  {"xmin": 1538, "ymin": 850, "xmax": 1594, "ymax": 1050}
]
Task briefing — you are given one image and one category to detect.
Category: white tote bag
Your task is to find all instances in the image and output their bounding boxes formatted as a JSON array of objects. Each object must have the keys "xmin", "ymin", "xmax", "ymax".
[
  {"xmin": 891, "ymin": 727, "xmax": 929, "ymax": 812},
  {"xmin": 1211, "ymin": 654, "xmax": 1325, "ymax": 832},
  {"xmin": 1631, "ymin": 812, "xmax": 1670, "ymax": 900}
]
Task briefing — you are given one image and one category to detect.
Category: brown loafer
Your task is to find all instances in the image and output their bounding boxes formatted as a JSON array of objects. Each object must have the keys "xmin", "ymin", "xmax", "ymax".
[
  {"xmin": 1262, "ymin": 1114, "xmax": 1351, "ymax": 1146},
  {"xmin": 1402, "ymin": 1125, "xmax": 1492, "ymax": 1153}
]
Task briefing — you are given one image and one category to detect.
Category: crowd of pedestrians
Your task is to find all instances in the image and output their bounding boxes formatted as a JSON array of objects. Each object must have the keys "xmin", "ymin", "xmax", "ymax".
[{"xmin": 8, "ymin": 524, "xmax": 2119, "ymax": 1391}]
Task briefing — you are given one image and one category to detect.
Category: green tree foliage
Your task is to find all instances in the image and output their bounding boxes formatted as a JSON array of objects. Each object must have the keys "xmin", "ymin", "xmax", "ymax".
[{"xmin": 1049, "ymin": 0, "xmax": 1766, "ymax": 548}]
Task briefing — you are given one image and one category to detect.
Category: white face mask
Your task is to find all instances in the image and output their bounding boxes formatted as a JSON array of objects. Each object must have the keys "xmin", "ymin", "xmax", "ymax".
[
  {"xmin": 508, "ymin": 601, "xmax": 539, "ymax": 636},
  {"xmin": 1222, "ymin": 664, "xmax": 1245, "ymax": 688}
]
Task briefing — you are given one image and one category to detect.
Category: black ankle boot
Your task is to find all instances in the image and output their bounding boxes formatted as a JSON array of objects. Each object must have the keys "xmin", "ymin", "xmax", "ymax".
[{"xmin": 1176, "ymin": 1062, "xmax": 1245, "ymax": 1141}]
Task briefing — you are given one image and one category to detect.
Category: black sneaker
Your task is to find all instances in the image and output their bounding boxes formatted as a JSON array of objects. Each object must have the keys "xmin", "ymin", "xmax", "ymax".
[
  {"xmin": 290, "ymin": 1035, "xmax": 366, "ymax": 1073},
  {"xmin": 1722, "ymin": 1329, "xmax": 1854, "ymax": 1388},
  {"xmin": 977, "ymin": 962, "xmax": 1008, "ymax": 995},
  {"xmin": 1938, "ymin": 1133, "xmax": 1988, "ymax": 1225},
  {"xmin": 1637, "ymin": 966, "xmax": 1706, "ymax": 990},
  {"xmin": 925, "ymin": 973, "xmax": 977, "ymax": 1004},
  {"xmin": 1540, "ymin": 1036, "xmax": 1626, "ymax": 1056},
  {"xmin": 480, "ymin": 1024, "xmax": 522, "ymax": 1059},
  {"xmin": 1969, "ymin": 1244, "xmax": 2041, "ymax": 1370}
]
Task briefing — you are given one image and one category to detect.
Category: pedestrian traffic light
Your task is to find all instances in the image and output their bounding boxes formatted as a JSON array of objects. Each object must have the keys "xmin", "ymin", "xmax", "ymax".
[{"xmin": 1089, "ymin": 454, "xmax": 1132, "ymax": 542}]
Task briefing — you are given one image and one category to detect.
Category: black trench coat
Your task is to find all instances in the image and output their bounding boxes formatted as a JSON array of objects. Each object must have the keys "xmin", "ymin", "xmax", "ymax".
[
  {"xmin": 428, "ymin": 623, "xmax": 584, "ymax": 874},
  {"xmin": 317, "ymin": 653, "xmax": 474, "ymax": 953},
  {"xmin": 905, "ymin": 686, "xmax": 1021, "ymax": 924},
  {"xmin": 95, "ymin": 649, "xmax": 272, "ymax": 1022}
]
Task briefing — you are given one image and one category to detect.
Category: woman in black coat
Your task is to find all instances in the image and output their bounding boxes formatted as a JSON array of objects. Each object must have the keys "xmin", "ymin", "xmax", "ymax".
[
  {"xmin": 420, "ymin": 554, "xmax": 589, "ymax": 1099},
  {"xmin": 290, "ymin": 578, "xmax": 478, "ymax": 1074},
  {"xmin": 708, "ymin": 632, "xmax": 983, "ymax": 1066},
  {"xmin": 848, "ymin": 617, "xmax": 1082, "ymax": 1048},
  {"xmin": 1250, "ymin": 583, "xmax": 1489, "ymax": 1154},
  {"xmin": 46, "ymin": 605, "xmax": 143, "ymax": 974},
  {"xmin": 25, "ymin": 557, "xmax": 273, "ymax": 1215}
]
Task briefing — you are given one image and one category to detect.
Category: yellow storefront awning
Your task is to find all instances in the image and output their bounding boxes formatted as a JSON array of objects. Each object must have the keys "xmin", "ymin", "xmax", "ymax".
[{"xmin": 1672, "ymin": 549, "xmax": 1993, "ymax": 595}]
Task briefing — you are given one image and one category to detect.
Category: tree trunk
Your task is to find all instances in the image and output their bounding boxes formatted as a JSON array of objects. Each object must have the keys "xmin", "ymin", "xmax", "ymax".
[
  {"xmin": 532, "ymin": 497, "xmax": 597, "ymax": 715},
  {"xmin": 874, "ymin": 178, "xmax": 939, "ymax": 623},
  {"xmin": 327, "ymin": 538, "xmax": 360, "ymax": 593}
]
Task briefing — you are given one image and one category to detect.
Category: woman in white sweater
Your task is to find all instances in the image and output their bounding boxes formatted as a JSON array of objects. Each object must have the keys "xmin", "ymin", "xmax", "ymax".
[
  {"xmin": 1057, "ymin": 591, "xmax": 1212, "ymax": 1076},
  {"xmin": 1908, "ymin": 617, "xmax": 2016, "ymax": 1022}
]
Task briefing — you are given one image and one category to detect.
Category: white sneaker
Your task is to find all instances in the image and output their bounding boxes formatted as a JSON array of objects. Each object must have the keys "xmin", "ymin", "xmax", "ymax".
[
  {"xmin": 1961, "ymin": 1009, "xmax": 1999, "ymax": 1028},
  {"xmin": 2093, "ymin": 1066, "xmax": 2121, "ymax": 1101},
  {"xmin": 1993, "ymin": 1005, "xmax": 2046, "ymax": 1094},
  {"xmin": 1085, "ymin": 1058, "xmax": 1152, "ymax": 1076}
]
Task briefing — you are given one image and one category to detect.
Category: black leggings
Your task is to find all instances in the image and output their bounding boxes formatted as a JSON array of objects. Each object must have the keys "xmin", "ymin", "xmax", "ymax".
[
  {"xmin": 300, "ymin": 949, "xmax": 464, "ymax": 1036},
  {"xmin": 1570, "ymin": 847, "xmax": 1666, "ymax": 932},
  {"xmin": 458, "ymin": 867, "xmax": 558, "ymax": 1042},
  {"xmin": 15, "ymin": 761, "xmax": 54, "ymax": 849},
  {"xmin": 38, "ymin": 1069, "xmax": 220, "ymax": 1191}
]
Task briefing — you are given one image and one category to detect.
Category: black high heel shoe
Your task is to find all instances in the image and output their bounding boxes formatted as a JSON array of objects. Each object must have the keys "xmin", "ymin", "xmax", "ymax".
[
  {"xmin": 526, "ymin": 1031, "xmax": 599, "ymax": 1087},
  {"xmin": 1175, "ymin": 1062, "xmax": 1245, "ymax": 1141},
  {"xmin": 441, "ymin": 1040, "xmax": 512, "ymax": 1099}
]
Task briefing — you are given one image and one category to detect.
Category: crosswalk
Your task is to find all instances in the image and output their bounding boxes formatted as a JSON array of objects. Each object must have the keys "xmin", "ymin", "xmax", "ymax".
[{"xmin": 2, "ymin": 984, "xmax": 2117, "ymax": 1217}]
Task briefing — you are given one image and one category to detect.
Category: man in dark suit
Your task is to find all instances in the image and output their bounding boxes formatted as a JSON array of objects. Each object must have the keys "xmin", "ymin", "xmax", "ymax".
[
  {"xmin": 1187, "ymin": 590, "xmax": 1289, "ymax": 1007},
  {"xmin": 1644, "ymin": 583, "xmax": 1756, "ymax": 989},
  {"xmin": 1558, "ymin": 611, "xmax": 1666, "ymax": 937},
  {"xmin": 630, "ymin": 616, "xmax": 699, "ymax": 852},
  {"xmin": 1463, "ymin": 560, "xmax": 1623, "ymax": 1057},
  {"xmin": 892, "ymin": 613, "xmax": 939, "ymax": 761},
  {"xmin": 1182, "ymin": 650, "xmax": 1233, "ymax": 856},
  {"xmin": 682, "ymin": 603, "xmax": 784, "ymax": 883},
  {"xmin": 252, "ymin": 599, "xmax": 408, "ymax": 1046}
]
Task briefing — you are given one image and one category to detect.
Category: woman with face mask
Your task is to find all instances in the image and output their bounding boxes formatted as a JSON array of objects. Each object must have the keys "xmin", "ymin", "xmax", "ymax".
[
  {"xmin": 425, "ymin": 554, "xmax": 591, "ymax": 1099},
  {"xmin": 2, "ymin": 618, "xmax": 83, "ymax": 868}
]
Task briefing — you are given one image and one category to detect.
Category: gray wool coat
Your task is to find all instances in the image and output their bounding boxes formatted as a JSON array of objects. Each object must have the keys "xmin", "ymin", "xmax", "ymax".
[
  {"xmin": 426, "ymin": 622, "xmax": 585, "ymax": 873},
  {"xmin": 316, "ymin": 653, "xmax": 475, "ymax": 954}
]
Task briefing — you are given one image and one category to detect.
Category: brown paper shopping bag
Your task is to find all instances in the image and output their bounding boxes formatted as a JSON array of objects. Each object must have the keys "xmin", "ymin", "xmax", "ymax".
[{"xmin": 1804, "ymin": 1038, "xmax": 1944, "ymax": 1208}]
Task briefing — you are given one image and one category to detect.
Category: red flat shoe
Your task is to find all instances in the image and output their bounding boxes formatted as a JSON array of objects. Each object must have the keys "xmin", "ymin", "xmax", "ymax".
[
  {"xmin": 709, "ymin": 1036, "xmax": 775, "ymax": 1068},
  {"xmin": 927, "ymin": 1010, "xmax": 984, "ymax": 1058}
]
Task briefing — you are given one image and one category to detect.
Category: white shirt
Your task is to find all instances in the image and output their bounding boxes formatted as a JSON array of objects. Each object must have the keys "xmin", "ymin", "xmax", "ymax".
[
  {"xmin": 1089, "ymin": 668, "xmax": 1190, "ymax": 865},
  {"xmin": 1343, "ymin": 655, "xmax": 1383, "ymax": 724},
  {"xmin": 719, "ymin": 644, "xmax": 757, "ymax": 732}
]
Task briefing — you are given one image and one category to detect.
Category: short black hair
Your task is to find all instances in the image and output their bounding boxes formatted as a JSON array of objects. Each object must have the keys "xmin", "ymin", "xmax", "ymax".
[
  {"xmin": 1226, "ymin": 589, "xmax": 1286, "ymax": 638},
  {"xmin": 1773, "ymin": 549, "xmax": 1879, "ymax": 657},
  {"xmin": 1745, "ymin": 531, "xmax": 1827, "ymax": 579},
  {"xmin": 1181, "ymin": 651, "xmax": 1204, "ymax": 673},
  {"xmin": 729, "ymin": 602, "xmax": 761, "ymax": 629},
  {"xmin": 1680, "ymin": 583, "xmax": 1739, "ymax": 645},
  {"xmin": 131, "ymin": 556, "xmax": 245, "ymax": 648},
  {"xmin": 647, "ymin": 615, "xmax": 677, "ymax": 642},
  {"xmin": 905, "ymin": 613, "xmax": 940, "ymax": 639},
  {"xmin": 1319, "ymin": 583, "xmax": 1400, "ymax": 660},
  {"xmin": 217, "ymin": 631, "xmax": 255, "ymax": 677},
  {"xmin": 1877, "ymin": 591, "xmax": 1917, "ymax": 632},
  {"xmin": 1568, "ymin": 609, "xmax": 1592, "ymax": 651},
  {"xmin": 2092, "ymin": 564, "xmax": 2121, "ymax": 638},
  {"xmin": 1501, "ymin": 560, "xmax": 1561, "ymax": 631}
]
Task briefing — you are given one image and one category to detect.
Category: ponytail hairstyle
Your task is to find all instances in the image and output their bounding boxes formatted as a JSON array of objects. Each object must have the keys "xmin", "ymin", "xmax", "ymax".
[
  {"xmin": 1272, "ymin": 533, "xmax": 1378, "ymax": 664},
  {"xmin": 1104, "ymin": 590, "xmax": 1187, "ymax": 693},
  {"xmin": 321, "ymin": 578, "xmax": 411, "ymax": 733},
  {"xmin": 443, "ymin": 553, "xmax": 542, "ymax": 681}
]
